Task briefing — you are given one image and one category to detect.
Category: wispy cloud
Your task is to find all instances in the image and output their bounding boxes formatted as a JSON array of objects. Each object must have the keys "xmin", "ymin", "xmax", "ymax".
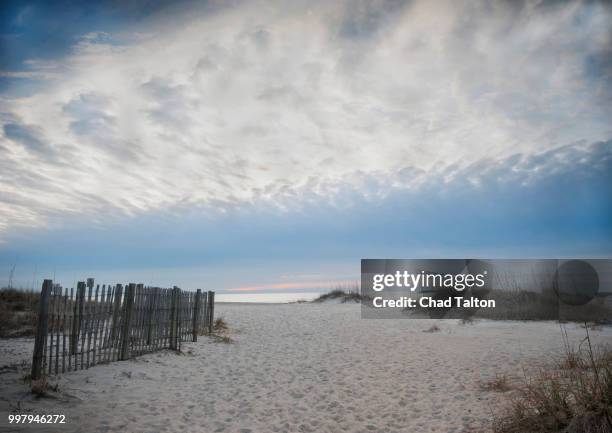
[{"xmin": 0, "ymin": 0, "xmax": 610, "ymax": 241}]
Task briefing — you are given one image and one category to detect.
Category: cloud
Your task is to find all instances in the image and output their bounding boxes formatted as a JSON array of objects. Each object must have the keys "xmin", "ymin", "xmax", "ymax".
[
  {"xmin": 2, "ymin": 122, "xmax": 49, "ymax": 154},
  {"xmin": 338, "ymin": 0, "xmax": 409, "ymax": 40},
  {"xmin": 0, "ymin": 0, "xmax": 610, "ymax": 239},
  {"xmin": 1, "ymin": 139, "xmax": 610, "ymax": 290}
]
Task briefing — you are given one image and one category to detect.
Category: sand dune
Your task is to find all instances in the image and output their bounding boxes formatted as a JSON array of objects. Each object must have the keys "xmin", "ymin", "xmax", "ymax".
[{"xmin": 1, "ymin": 303, "xmax": 611, "ymax": 433}]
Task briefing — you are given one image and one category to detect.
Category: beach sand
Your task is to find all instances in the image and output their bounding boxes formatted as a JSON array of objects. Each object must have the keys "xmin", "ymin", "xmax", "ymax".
[{"xmin": 1, "ymin": 302, "xmax": 611, "ymax": 433}]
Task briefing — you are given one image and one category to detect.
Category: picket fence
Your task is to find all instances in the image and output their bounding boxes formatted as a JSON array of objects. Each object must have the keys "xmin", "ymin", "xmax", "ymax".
[{"xmin": 31, "ymin": 279, "xmax": 215, "ymax": 380}]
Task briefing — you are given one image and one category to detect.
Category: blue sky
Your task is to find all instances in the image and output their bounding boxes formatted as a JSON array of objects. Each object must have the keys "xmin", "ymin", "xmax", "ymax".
[{"xmin": 0, "ymin": 0, "xmax": 611, "ymax": 293}]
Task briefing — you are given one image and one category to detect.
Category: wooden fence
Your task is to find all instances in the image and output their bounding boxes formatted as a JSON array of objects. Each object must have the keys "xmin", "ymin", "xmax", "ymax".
[{"xmin": 31, "ymin": 279, "xmax": 215, "ymax": 380}]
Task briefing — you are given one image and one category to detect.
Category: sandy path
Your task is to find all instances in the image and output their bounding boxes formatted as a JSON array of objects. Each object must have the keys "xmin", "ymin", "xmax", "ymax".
[{"xmin": 1, "ymin": 303, "xmax": 611, "ymax": 433}]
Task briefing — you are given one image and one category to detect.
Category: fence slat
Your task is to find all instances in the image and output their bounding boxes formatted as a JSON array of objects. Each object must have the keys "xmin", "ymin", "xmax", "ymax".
[
  {"xmin": 68, "ymin": 287, "xmax": 73, "ymax": 371},
  {"xmin": 110, "ymin": 284, "xmax": 122, "ymax": 362},
  {"xmin": 77, "ymin": 282, "xmax": 86, "ymax": 369},
  {"xmin": 84, "ymin": 282, "xmax": 93, "ymax": 368},
  {"xmin": 62, "ymin": 288, "xmax": 68, "ymax": 374},
  {"xmin": 102, "ymin": 285, "xmax": 113, "ymax": 363},
  {"xmin": 92, "ymin": 285, "xmax": 102, "ymax": 366},
  {"xmin": 120, "ymin": 283, "xmax": 135, "ymax": 360},
  {"xmin": 54, "ymin": 287, "xmax": 61, "ymax": 375},
  {"xmin": 169, "ymin": 287, "xmax": 178, "ymax": 350},
  {"xmin": 31, "ymin": 280, "xmax": 52, "ymax": 380},
  {"xmin": 134, "ymin": 284, "xmax": 142, "ymax": 356},
  {"xmin": 192, "ymin": 290, "xmax": 200, "ymax": 342},
  {"xmin": 207, "ymin": 291, "xmax": 214, "ymax": 333},
  {"xmin": 136, "ymin": 284, "xmax": 146, "ymax": 356},
  {"xmin": 47, "ymin": 286, "xmax": 56, "ymax": 375},
  {"xmin": 201, "ymin": 292, "xmax": 208, "ymax": 334},
  {"xmin": 103, "ymin": 286, "xmax": 113, "ymax": 363}
]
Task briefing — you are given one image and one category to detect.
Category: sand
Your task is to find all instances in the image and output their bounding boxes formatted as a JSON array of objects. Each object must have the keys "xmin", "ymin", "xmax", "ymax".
[{"xmin": 1, "ymin": 302, "xmax": 611, "ymax": 433}]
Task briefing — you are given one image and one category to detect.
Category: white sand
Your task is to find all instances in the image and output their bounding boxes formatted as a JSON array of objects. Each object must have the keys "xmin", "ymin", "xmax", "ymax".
[{"xmin": 1, "ymin": 302, "xmax": 611, "ymax": 433}]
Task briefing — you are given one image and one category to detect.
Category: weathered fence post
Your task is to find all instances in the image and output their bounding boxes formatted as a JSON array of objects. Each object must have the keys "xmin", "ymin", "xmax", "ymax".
[
  {"xmin": 120, "ymin": 283, "xmax": 136, "ymax": 360},
  {"xmin": 192, "ymin": 289, "xmax": 202, "ymax": 342},
  {"xmin": 70, "ymin": 282, "xmax": 85, "ymax": 355},
  {"xmin": 169, "ymin": 286, "xmax": 180, "ymax": 350},
  {"xmin": 31, "ymin": 280, "xmax": 52, "ymax": 380},
  {"xmin": 207, "ymin": 290, "xmax": 215, "ymax": 334}
]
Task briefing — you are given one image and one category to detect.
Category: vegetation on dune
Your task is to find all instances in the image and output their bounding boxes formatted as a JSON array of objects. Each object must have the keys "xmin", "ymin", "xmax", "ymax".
[
  {"xmin": 492, "ymin": 327, "xmax": 612, "ymax": 433},
  {"xmin": 212, "ymin": 335, "xmax": 233, "ymax": 344},
  {"xmin": 0, "ymin": 288, "xmax": 39, "ymax": 338},
  {"xmin": 213, "ymin": 317, "xmax": 228, "ymax": 332},
  {"xmin": 208, "ymin": 317, "xmax": 233, "ymax": 343},
  {"xmin": 312, "ymin": 286, "xmax": 370, "ymax": 304}
]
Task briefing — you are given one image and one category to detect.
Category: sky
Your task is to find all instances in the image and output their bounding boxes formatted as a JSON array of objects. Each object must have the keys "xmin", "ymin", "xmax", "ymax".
[{"xmin": 0, "ymin": 0, "xmax": 611, "ymax": 294}]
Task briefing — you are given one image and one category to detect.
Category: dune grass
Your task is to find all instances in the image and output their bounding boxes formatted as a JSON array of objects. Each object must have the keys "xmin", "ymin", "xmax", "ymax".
[
  {"xmin": 313, "ymin": 286, "xmax": 370, "ymax": 304},
  {"xmin": 208, "ymin": 317, "xmax": 233, "ymax": 343},
  {"xmin": 211, "ymin": 335, "xmax": 233, "ymax": 344},
  {"xmin": 0, "ymin": 288, "xmax": 39, "ymax": 338},
  {"xmin": 492, "ymin": 327, "xmax": 612, "ymax": 433},
  {"xmin": 213, "ymin": 317, "xmax": 228, "ymax": 332}
]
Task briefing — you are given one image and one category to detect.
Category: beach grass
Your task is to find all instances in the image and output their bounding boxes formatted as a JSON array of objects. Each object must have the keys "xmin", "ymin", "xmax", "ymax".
[
  {"xmin": 312, "ymin": 287, "xmax": 370, "ymax": 303},
  {"xmin": 492, "ymin": 328, "xmax": 612, "ymax": 433},
  {"xmin": 0, "ymin": 288, "xmax": 39, "ymax": 338}
]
